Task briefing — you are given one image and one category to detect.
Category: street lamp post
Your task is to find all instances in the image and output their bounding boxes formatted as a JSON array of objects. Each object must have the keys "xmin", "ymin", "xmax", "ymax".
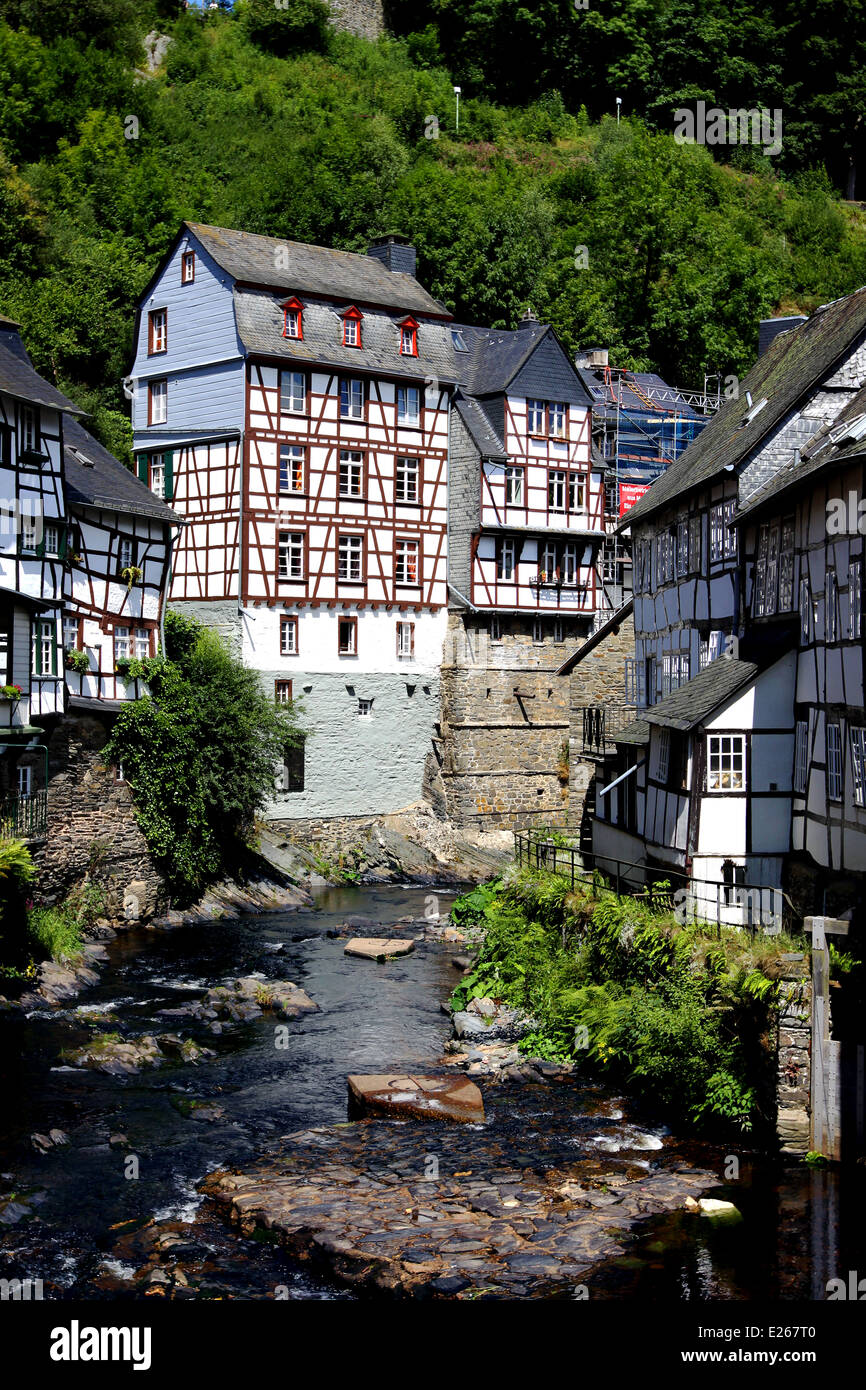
[{"xmin": 454, "ymin": 85, "xmax": 461, "ymax": 133}]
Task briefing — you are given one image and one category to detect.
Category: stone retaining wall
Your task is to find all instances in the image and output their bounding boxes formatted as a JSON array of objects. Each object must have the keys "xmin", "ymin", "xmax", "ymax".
[{"xmin": 29, "ymin": 711, "xmax": 167, "ymax": 922}]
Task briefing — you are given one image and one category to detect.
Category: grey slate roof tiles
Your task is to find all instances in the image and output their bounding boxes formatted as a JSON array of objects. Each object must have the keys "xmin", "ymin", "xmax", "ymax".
[
  {"xmin": 623, "ymin": 285, "xmax": 866, "ymax": 528},
  {"xmin": 734, "ymin": 381, "xmax": 866, "ymax": 522},
  {"xmin": 187, "ymin": 222, "xmax": 449, "ymax": 318},
  {"xmin": 63, "ymin": 415, "xmax": 180, "ymax": 524},
  {"xmin": 0, "ymin": 335, "xmax": 84, "ymax": 415},
  {"xmin": 641, "ymin": 658, "xmax": 759, "ymax": 732}
]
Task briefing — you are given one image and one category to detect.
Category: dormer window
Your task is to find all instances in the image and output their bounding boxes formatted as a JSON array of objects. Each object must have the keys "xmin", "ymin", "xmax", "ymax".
[
  {"xmin": 282, "ymin": 296, "xmax": 303, "ymax": 340},
  {"xmin": 181, "ymin": 250, "xmax": 195, "ymax": 284},
  {"xmin": 341, "ymin": 306, "xmax": 363, "ymax": 348},
  {"xmin": 399, "ymin": 317, "xmax": 418, "ymax": 356}
]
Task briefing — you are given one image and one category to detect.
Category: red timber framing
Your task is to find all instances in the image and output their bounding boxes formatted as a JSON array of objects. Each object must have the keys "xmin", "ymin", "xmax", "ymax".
[
  {"xmin": 242, "ymin": 360, "xmax": 448, "ymax": 612},
  {"xmin": 471, "ymin": 396, "xmax": 604, "ymax": 612},
  {"xmin": 166, "ymin": 438, "xmax": 241, "ymax": 602}
]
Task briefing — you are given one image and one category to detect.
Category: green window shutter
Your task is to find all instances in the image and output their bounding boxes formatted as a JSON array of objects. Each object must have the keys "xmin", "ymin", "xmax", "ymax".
[
  {"xmin": 164, "ymin": 451, "xmax": 174, "ymax": 501},
  {"xmin": 36, "ymin": 530, "xmax": 46, "ymax": 558},
  {"xmin": 51, "ymin": 622, "xmax": 57, "ymax": 676},
  {"xmin": 59, "ymin": 525, "xmax": 68, "ymax": 559},
  {"xmin": 137, "ymin": 454, "xmax": 148, "ymax": 484}
]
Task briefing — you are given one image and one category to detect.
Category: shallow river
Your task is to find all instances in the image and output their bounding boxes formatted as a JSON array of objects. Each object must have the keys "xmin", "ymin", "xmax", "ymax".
[{"xmin": 0, "ymin": 884, "xmax": 862, "ymax": 1300}]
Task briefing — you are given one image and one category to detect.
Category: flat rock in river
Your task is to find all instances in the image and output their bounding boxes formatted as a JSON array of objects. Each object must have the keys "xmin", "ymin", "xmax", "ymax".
[
  {"xmin": 344, "ymin": 938, "xmax": 415, "ymax": 961},
  {"xmin": 347, "ymin": 1074, "xmax": 484, "ymax": 1124}
]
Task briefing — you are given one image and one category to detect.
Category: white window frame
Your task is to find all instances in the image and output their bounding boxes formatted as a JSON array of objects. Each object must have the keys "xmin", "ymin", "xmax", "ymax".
[
  {"xmin": 498, "ymin": 537, "xmax": 516, "ymax": 582},
  {"xmin": 17, "ymin": 765, "xmax": 32, "ymax": 798},
  {"xmin": 826, "ymin": 570, "xmax": 838, "ymax": 643},
  {"xmin": 396, "ymin": 621, "xmax": 414, "ymax": 658},
  {"xmin": 827, "ymin": 722, "xmax": 843, "ymax": 800},
  {"xmin": 548, "ymin": 470, "xmax": 567, "ymax": 513},
  {"xmin": 656, "ymin": 727, "xmax": 671, "ymax": 783},
  {"xmin": 568, "ymin": 472, "xmax": 585, "ymax": 513},
  {"xmin": 340, "ymin": 377, "xmax": 364, "ymax": 420},
  {"xmin": 358, "ymin": 697, "xmax": 373, "ymax": 718},
  {"xmin": 532, "ymin": 618, "xmax": 544, "ymax": 645},
  {"xmin": 279, "ymin": 445, "xmax": 305, "ymax": 495},
  {"xmin": 850, "ymin": 560, "xmax": 862, "ymax": 639},
  {"xmin": 778, "ymin": 518, "xmax": 794, "ymax": 610},
  {"xmin": 114, "ymin": 626, "xmax": 130, "ymax": 662},
  {"xmin": 395, "ymin": 538, "xmax": 419, "ymax": 585},
  {"xmin": 134, "ymin": 628, "xmax": 150, "ymax": 661},
  {"xmin": 150, "ymin": 457, "xmax": 165, "ymax": 499},
  {"xmin": 397, "ymin": 385, "xmax": 420, "ymax": 426},
  {"xmin": 149, "ymin": 379, "xmax": 167, "ymax": 426},
  {"xmin": 339, "ymin": 450, "xmax": 364, "ymax": 499},
  {"xmin": 707, "ymin": 733, "xmax": 746, "ymax": 792},
  {"xmin": 851, "ymin": 726, "xmax": 866, "ymax": 807},
  {"xmin": 338, "ymin": 534, "xmax": 364, "ymax": 582},
  {"xmin": 710, "ymin": 500, "xmax": 737, "ymax": 561},
  {"xmin": 280, "ymin": 616, "xmax": 298, "ymax": 656},
  {"xmin": 527, "ymin": 399, "xmax": 545, "ymax": 435},
  {"xmin": 278, "ymin": 531, "xmax": 304, "ymax": 581},
  {"xmin": 489, "ymin": 616, "xmax": 502, "ymax": 643},
  {"xmin": 800, "ymin": 576, "xmax": 812, "ymax": 644},
  {"xmin": 280, "ymin": 371, "xmax": 306, "ymax": 416},
  {"xmin": 794, "ymin": 719, "xmax": 809, "ymax": 795},
  {"xmin": 505, "ymin": 465, "xmax": 524, "ymax": 506},
  {"xmin": 395, "ymin": 455, "xmax": 419, "ymax": 503},
  {"xmin": 549, "ymin": 401, "xmax": 567, "ymax": 438}
]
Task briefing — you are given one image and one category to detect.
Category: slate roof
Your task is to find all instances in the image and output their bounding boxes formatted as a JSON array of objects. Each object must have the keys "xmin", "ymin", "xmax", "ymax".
[
  {"xmin": 453, "ymin": 394, "xmax": 507, "ymax": 460},
  {"xmin": 234, "ymin": 287, "xmax": 460, "ymax": 385},
  {"xmin": 614, "ymin": 717, "xmax": 651, "ymax": 746},
  {"xmin": 186, "ymin": 222, "xmax": 449, "ymax": 318},
  {"xmin": 622, "ymin": 286, "xmax": 866, "ymax": 529},
  {"xmin": 640, "ymin": 659, "xmax": 759, "ymax": 733},
  {"xmin": 0, "ymin": 332, "xmax": 84, "ymax": 415},
  {"xmin": 734, "ymin": 382, "xmax": 866, "ymax": 523},
  {"xmin": 63, "ymin": 416, "xmax": 181, "ymax": 525}
]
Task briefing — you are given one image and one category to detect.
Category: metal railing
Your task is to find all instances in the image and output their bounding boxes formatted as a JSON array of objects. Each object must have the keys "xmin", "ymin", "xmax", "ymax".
[
  {"xmin": 0, "ymin": 790, "xmax": 48, "ymax": 839},
  {"xmin": 513, "ymin": 826, "xmax": 796, "ymax": 934},
  {"xmin": 575, "ymin": 704, "xmax": 637, "ymax": 756}
]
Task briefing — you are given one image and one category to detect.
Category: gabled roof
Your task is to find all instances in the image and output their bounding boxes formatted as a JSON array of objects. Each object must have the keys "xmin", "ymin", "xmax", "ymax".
[
  {"xmin": 451, "ymin": 320, "xmax": 547, "ymax": 395},
  {"xmin": 642, "ymin": 658, "xmax": 759, "ymax": 732},
  {"xmin": 452, "ymin": 393, "xmax": 507, "ymax": 460},
  {"xmin": 63, "ymin": 416, "xmax": 181, "ymax": 525},
  {"xmin": 734, "ymin": 382, "xmax": 866, "ymax": 523},
  {"xmin": 0, "ymin": 329, "xmax": 84, "ymax": 415},
  {"xmin": 622, "ymin": 285, "xmax": 866, "ymax": 529},
  {"xmin": 185, "ymin": 222, "xmax": 449, "ymax": 318}
]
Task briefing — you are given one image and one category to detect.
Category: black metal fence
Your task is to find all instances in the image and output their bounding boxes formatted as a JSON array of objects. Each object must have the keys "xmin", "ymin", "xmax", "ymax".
[
  {"xmin": 575, "ymin": 704, "xmax": 637, "ymax": 756},
  {"xmin": 513, "ymin": 825, "xmax": 796, "ymax": 934},
  {"xmin": 0, "ymin": 790, "xmax": 48, "ymax": 840}
]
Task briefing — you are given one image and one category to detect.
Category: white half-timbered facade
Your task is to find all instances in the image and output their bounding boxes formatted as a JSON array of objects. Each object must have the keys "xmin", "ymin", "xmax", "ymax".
[
  {"xmin": 0, "ymin": 315, "xmax": 80, "ymax": 835},
  {"xmin": 62, "ymin": 415, "xmax": 180, "ymax": 707},
  {"xmin": 591, "ymin": 288, "xmax": 866, "ymax": 913}
]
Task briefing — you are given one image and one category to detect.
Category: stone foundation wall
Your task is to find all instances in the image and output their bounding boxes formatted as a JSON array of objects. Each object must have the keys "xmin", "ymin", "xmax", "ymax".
[
  {"xmin": 29, "ymin": 712, "xmax": 167, "ymax": 922},
  {"xmin": 440, "ymin": 613, "xmax": 573, "ymax": 828},
  {"xmin": 568, "ymin": 612, "xmax": 635, "ymax": 829}
]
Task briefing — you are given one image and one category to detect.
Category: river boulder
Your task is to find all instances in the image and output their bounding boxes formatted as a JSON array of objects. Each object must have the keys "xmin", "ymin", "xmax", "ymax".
[{"xmin": 347, "ymin": 1074, "xmax": 485, "ymax": 1124}]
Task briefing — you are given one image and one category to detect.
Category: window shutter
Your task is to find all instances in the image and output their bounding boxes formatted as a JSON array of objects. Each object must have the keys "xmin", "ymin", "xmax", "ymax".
[
  {"xmin": 137, "ymin": 454, "xmax": 148, "ymax": 484},
  {"xmin": 163, "ymin": 452, "xmax": 174, "ymax": 501},
  {"xmin": 36, "ymin": 531, "xmax": 46, "ymax": 558},
  {"xmin": 59, "ymin": 525, "xmax": 67, "ymax": 560}
]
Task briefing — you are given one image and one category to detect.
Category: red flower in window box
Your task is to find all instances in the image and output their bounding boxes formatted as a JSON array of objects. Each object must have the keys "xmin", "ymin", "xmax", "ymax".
[{"xmin": 0, "ymin": 683, "xmax": 22, "ymax": 699}]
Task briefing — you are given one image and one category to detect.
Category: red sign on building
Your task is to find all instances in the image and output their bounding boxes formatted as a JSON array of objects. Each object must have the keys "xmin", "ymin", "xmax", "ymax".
[{"xmin": 619, "ymin": 483, "xmax": 650, "ymax": 516}]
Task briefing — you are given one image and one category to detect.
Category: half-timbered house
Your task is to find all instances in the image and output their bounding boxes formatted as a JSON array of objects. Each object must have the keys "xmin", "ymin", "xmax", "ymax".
[
  {"xmin": 588, "ymin": 288, "xmax": 866, "ymax": 913},
  {"xmin": 440, "ymin": 313, "xmax": 610, "ymax": 825},
  {"xmin": 129, "ymin": 223, "xmax": 454, "ymax": 818},
  {"xmin": 62, "ymin": 415, "xmax": 181, "ymax": 709},
  {"xmin": 0, "ymin": 315, "xmax": 81, "ymax": 832}
]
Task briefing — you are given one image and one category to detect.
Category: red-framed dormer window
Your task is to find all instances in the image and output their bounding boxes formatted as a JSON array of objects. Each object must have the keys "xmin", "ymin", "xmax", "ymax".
[
  {"xmin": 341, "ymin": 306, "xmax": 363, "ymax": 349},
  {"xmin": 282, "ymin": 296, "xmax": 303, "ymax": 340},
  {"xmin": 399, "ymin": 317, "xmax": 418, "ymax": 357}
]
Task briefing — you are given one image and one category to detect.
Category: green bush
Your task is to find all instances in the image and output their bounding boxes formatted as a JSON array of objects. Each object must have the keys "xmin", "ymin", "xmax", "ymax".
[
  {"xmin": 450, "ymin": 868, "xmax": 776, "ymax": 1136},
  {"xmin": 105, "ymin": 611, "xmax": 304, "ymax": 901},
  {"xmin": 27, "ymin": 904, "xmax": 83, "ymax": 964}
]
